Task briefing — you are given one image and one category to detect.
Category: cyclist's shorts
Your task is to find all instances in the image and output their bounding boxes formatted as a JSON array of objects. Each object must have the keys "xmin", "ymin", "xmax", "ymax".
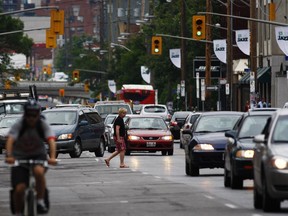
[{"xmin": 11, "ymin": 154, "xmax": 47, "ymax": 188}]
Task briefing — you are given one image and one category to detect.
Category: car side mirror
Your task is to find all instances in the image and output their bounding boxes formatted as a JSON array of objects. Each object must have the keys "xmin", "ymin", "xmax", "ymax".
[
  {"xmin": 253, "ymin": 134, "xmax": 266, "ymax": 144},
  {"xmin": 225, "ymin": 130, "xmax": 237, "ymax": 139},
  {"xmin": 182, "ymin": 129, "xmax": 192, "ymax": 136},
  {"xmin": 79, "ymin": 120, "xmax": 89, "ymax": 126},
  {"xmin": 125, "ymin": 125, "xmax": 129, "ymax": 130}
]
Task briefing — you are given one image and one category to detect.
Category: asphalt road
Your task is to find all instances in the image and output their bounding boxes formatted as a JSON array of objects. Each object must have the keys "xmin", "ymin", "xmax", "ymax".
[{"xmin": 0, "ymin": 143, "xmax": 288, "ymax": 216}]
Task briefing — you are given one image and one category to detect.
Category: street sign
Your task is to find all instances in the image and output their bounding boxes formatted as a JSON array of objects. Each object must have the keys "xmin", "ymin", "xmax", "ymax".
[
  {"xmin": 180, "ymin": 80, "xmax": 185, "ymax": 97},
  {"xmin": 201, "ymin": 79, "xmax": 205, "ymax": 101},
  {"xmin": 193, "ymin": 58, "xmax": 221, "ymax": 78},
  {"xmin": 225, "ymin": 83, "xmax": 230, "ymax": 95},
  {"xmin": 206, "ymin": 86, "xmax": 218, "ymax": 91},
  {"xmin": 219, "ymin": 79, "xmax": 227, "ymax": 85}
]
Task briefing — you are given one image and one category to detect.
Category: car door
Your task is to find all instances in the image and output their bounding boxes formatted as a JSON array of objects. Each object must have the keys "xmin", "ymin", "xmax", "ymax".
[
  {"xmin": 77, "ymin": 111, "xmax": 91, "ymax": 149},
  {"xmin": 85, "ymin": 111, "xmax": 104, "ymax": 149}
]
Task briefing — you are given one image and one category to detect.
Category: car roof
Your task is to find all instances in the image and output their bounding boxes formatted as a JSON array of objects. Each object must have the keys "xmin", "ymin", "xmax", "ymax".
[
  {"xmin": 276, "ymin": 109, "xmax": 288, "ymax": 116},
  {"xmin": 128, "ymin": 115, "xmax": 165, "ymax": 119},
  {"xmin": 249, "ymin": 108, "xmax": 279, "ymax": 112},
  {"xmin": 246, "ymin": 110, "xmax": 277, "ymax": 116},
  {"xmin": 200, "ymin": 111, "xmax": 243, "ymax": 116},
  {"xmin": 44, "ymin": 107, "xmax": 97, "ymax": 112}
]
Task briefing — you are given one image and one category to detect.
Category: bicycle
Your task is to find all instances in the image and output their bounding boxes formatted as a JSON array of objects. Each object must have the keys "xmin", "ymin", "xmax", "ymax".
[{"xmin": 10, "ymin": 159, "xmax": 49, "ymax": 216}]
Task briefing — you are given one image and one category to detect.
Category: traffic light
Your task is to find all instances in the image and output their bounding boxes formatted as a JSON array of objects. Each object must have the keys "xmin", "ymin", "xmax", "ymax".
[
  {"xmin": 72, "ymin": 70, "xmax": 80, "ymax": 82},
  {"xmin": 192, "ymin": 15, "xmax": 206, "ymax": 40},
  {"xmin": 59, "ymin": 88, "xmax": 65, "ymax": 97},
  {"xmin": 43, "ymin": 67, "xmax": 47, "ymax": 74},
  {"xmin": 4, "ymin": 80, "xmax": 11, "ymax": 90},
  {"xmin": 47, "ymin": 64, "xmax": 52, "ymax": 75},
  {"xmin": 84, "ymin": 80, "xmax": 90, "ymax": 92},
  {"xmin": 151, "ymin": 36, "xmax": 162, "ymax": 55},
  {"xmin": 46, "ymin": 29, "xmax": 57, "ymax": 48},
  {"xmin": 51, "ymin": 10, "xmax": 65, "ymax": 35}
]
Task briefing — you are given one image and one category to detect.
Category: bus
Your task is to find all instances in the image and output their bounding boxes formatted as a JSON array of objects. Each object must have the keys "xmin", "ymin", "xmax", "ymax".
[{"xmin": 116, "ymin": 84, "xmax": 156, "ymax": 105}]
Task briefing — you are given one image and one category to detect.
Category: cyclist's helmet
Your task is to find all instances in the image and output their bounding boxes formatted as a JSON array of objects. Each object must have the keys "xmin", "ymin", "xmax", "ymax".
[{"xmin": 24, "ymin": 99, "xmax": 41, "ymax": 114}]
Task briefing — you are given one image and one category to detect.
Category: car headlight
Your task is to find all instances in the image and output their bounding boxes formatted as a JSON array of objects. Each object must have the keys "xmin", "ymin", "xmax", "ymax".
[
  {"xmin": 193, "ymin": 144, "xmax": 214, "ymax": 151},
  {"xmin": 236, "ymin": 150, "xmax": 254, "ymax": 159},
  {"xmin": 272, "ymin": 157, "xmax": 288, "ymax": 170},
  {"xmin": 128, "ymin": 135, "xmax": 140, "ymax": 141},
  {"xmin": 162, "ymin": 135, "xmax": 173, "ymax": 141},
  {"xmin": 58, "ymin": 133, "xmax": 73, "ymax": 140}
]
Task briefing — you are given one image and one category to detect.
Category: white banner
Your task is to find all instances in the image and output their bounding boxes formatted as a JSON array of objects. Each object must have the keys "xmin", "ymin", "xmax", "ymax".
[
  {"xmin": 213, "ymin": 39, "xmax": 226, "ymax": 64},
  {"xmin": 140, "ymin": 66, "xmax": 151, "ymax": 84},
  {"xmin": 275, "ymin": 27, "xmax": 288, "ymax": 56},
  {"xmin": 169, "ymin": 49, "xmax": 181, "ymax": 68},
  {"xmin": 235, "ymin": 29, "xmax": 250, "ymax": 56},
  {"xmin": 108, "ymin": 80, "xmax": 116, "ymax": 94}
]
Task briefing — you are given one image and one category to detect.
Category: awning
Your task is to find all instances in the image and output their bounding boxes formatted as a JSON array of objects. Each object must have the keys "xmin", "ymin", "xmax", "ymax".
[{"xmin": 239, "ymin": 67, "xmax": 271, "ymax": 84}]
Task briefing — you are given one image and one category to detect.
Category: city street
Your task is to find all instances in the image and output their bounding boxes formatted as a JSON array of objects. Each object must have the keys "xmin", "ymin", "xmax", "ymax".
[{"xmin": 0, "ymin": 143, "xmax": 288, "ymax": 216}]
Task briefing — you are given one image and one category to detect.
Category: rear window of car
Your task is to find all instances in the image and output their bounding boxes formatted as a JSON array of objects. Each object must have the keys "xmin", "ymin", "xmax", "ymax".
[
  {"xmin": 86, "ymin": 112, "xmax": 102, "ymax": 124},
  {"xmin": 144, "ymin": 106, "xmax": 166, "ymax": 113},
  {"xmin": 95, "ymin": 104, "xmax": 132, "ymax": 115},
  {"xmin": 43, "ymin": 111, "xmax": 77, "ymax": 125},
  {"xmin": 190, "ymin": 114, "xmax": 200, "ymax": 124}
]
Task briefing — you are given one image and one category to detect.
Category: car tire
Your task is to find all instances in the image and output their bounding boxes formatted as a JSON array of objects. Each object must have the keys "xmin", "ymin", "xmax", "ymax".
[
  {"xmin": 167, "ymin": 149, "xmax": 174, "ymax": 156},
  {"xmin": 253, "ymin": 183, "xmax": 263, "ymax": 209},
  {"xmin": 69, "ymin": 140, "xmax": 82, "ymax": 158},
  {"xmin": 95, "ymin": 138, "xmax": 105, "ymax": 157},
  {"xmin": 224, "ymin": 167, "xmax": 231, "ymax": 188},
  {"xmin": 161, "ymin": 150, "xmax": 167, "ymax": 156},
  {"xmin": 230, "ymin": 167, "xmax": 243, "ymax": 189},
  {"xmin": 262, "ymin": 176, "xmax": 280, "ymax": 212}
]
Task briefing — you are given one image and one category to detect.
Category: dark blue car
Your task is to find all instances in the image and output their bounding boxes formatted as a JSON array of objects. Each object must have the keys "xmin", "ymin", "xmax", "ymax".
[
  {"xmin": 184, "ymin": 111, "xmax": 243, "ymax": 176},
  {"xmin": 43, "ymin": 107, "xmax": 105, "ymax": 158}
]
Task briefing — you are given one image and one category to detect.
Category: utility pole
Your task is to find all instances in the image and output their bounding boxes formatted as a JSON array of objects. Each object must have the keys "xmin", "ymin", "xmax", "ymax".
[
  {"xmin": 226, "ymin": 0, "xmax": 233, "ymax": 111},
  {"xmin": 250, "ymin": 0, "xmax": 257, "ymax": 90},
  {"xmin": 205, "ymin": 0, "xmax": 212, "ymax": 110}
]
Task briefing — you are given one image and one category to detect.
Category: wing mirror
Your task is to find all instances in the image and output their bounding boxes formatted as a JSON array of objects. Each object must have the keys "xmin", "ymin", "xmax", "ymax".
[
  {"xmin": 79, "ymin": 120, "xmax": 89, "ymax": 126},
  {"xmin": 253, "ymin": 134, "xmax": 266, "ymax": 144}
]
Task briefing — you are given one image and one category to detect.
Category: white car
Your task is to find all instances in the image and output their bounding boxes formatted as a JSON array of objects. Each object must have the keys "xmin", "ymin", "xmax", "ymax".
[
  {"xmin": 283, "ymin": 102, "xmax": 288, "ymax": 108},
  {"xmin": 140, "ymin": 104, "xmax": 171, "ymax": 122}
]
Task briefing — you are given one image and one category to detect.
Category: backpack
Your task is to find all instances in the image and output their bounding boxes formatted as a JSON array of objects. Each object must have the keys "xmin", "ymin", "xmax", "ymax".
[{"xmin": 18, "ymin": 117, "xmax": 46, "ymax": 141}]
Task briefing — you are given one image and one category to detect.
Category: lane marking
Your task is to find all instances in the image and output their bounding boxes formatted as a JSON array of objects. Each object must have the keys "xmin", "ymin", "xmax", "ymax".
[
  {"xmin": 225, "ymin": 203, "xmax": 238, "ymax": 209},
  {"xmin": 251, "ymin": 214, "xmax": 263, "ymax": 216},
  {"xmin": 131, "ymin": 169, "xmax": 137, "ymax": 172},
  {"xmin": 155, "ymin": 176, "xmax": 161, "ymax": 179},
  {"xmin": 142, "ymin": 172, "xmax": 148, "ymax": 175},
  {"xmin": 203, "ymin": 194, "xmax": 215, "ymax": 200},
  {"xmin": 120, "ymin": 200, "xmax": 129, "ymax": 203}
]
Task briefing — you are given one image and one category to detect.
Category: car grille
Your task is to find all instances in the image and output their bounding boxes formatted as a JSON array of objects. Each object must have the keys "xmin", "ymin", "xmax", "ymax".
[{"xmin": 142, "ymin": 137, "xmax": 160, "ymax": 141}]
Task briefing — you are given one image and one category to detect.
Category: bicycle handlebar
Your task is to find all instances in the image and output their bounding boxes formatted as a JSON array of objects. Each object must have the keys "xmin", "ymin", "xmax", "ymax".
[{"xmin": 14, "ymin": 159, "xmax": 49, "ymax": 167}]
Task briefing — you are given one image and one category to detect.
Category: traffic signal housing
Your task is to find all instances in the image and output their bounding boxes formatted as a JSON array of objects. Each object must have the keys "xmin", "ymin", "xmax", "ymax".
[
  {"xmin": 151, "ymin": 36, "xmax": 162, "ymax": 55},
  {"xmin": 59, "ymin": 88, "xmax": 65, "ymax": 97},
  {"xmin": 84, "ymin": 80, "xmax": 90, "ymax": 92},
  {"xmin": 46, "ymin": 29, "xmax": 57, "ymax": 48},
  {"xmin": 72, "ymin": 70, "xmax": 80, "ymax": 83},
  {"xmin": 192, "ymin": 15, "xmax": 206, "ymax": 40},
  {"xmin": 51, "ymin": 10, "xmax": 65, "ymax": 35},
  {"xmin": 4, "ymin": 80, "xmax": 11, "ymax": 89}
]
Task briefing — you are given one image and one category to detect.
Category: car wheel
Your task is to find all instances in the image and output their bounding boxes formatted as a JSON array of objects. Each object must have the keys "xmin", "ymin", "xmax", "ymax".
[
  {"xmin": 167, "ymin": 149, "xmax": 174, "ymax": 156},
  {"xmin": 224, "ymin": 167, "xmax": 231, "ymax": 188},
  {"xmin": 95, "ymin": 138, "xmax": 105, "ymax": 157},
  {"xmin": 125, "ymin": 150, "xmax": 131, "ymax": 156},
  {"xmin": 161, "ymin": 150, "xmax": 167, "ymax": 156},
  {"xmin": 253, "ymin": 183, "xmax": 263, "ymax": 209},
  {"xmin": 69, "ymin": 140, "xmax": 82, "ymax": 158},
  {"xmin": 230, "ymin": 167, "xmax": 243, "ymax": 189},
  {"xmin": 262, "ymin": 176, "xmax": 280, "ymax": 212}
]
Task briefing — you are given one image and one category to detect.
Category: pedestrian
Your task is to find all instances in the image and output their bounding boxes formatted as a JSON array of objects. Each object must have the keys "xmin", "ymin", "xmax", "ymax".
[
  {"xmin": 104, "ymin": 108, "xmax": 129, "ymax": 168},
  {"xmin": 244, "ymin": 100, "xmax": 250, "ymax": 112}
]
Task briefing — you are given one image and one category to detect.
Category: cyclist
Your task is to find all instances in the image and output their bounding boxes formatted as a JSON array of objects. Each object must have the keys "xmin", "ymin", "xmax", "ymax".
[{"xmin": 5, "ymin": 99, "xmax": 57, "ymax": 215}]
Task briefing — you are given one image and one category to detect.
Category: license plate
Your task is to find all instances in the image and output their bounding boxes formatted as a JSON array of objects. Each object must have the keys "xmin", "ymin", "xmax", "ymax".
[{"xmin": 146, "ymin": 142, "xmax": 156, "ymax": 147}]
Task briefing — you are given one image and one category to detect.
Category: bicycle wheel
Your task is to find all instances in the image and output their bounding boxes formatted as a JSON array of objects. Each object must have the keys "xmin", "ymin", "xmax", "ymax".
[{"xmin": 27, "ymin": 190, "xmax": 36, "ymax": 216}]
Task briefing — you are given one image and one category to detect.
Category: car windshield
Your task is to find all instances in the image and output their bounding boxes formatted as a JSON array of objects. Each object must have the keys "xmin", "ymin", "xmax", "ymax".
[
  {"xmin": 194, "ymin": 115, "xmax": 241, "ymax": 133},
  {"xmin": 238, "ymin": 115, "xmax": 270, "ymax": 139},
  {"xmin": 272, "ymin": 116, "xmax": 288, "ymax": 143},
  {"xmin": 105, "ymin": 116, "xmax": 116, "ymax": 125},
  {"xmin": 95, "ymin": 104, "xmax": 132, "ymax": 115},
  {"xmin": 144, "ymin": 106, "xmax": 166, "ymax": 113},
  {"xmin": 0, "ymin": 116, "xmax": 20, "ymax": 128},
  {"xmin": 0, "ymin": 103, "xmax": 25, "ymax": 115},
  {"xmin": 43, "ymin": 111, "xmax": 77, "ymax": 125},
  {"xmin": 129, "ymin": 117, "xmax": 167, "ymax": 130},
  {"xmin": 171, "ymin": 112, "xmax": 190, "ymax": 121}
]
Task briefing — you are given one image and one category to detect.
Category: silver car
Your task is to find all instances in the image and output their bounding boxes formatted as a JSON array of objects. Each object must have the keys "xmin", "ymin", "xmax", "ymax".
[
  {"xmin": 253, "ymin": 109, "xmax": 288, "ymax": 212},
  {"xmin": 140, "ymin": 104, "xmax": 171, "ymax": 122}
]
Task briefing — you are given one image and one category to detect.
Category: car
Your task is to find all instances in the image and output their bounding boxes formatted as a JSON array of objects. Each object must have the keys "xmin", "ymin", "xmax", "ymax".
[
  {"xmin": 104, "ymin": 114, "xmax": 117, "ymax": 153},
  {"xmin": 253, "ymin": 109, "xmax": 288, "ymax": 212},
  {"xmin": 184, "ymin": 111, "xmax": 243, "ymax": 176},
  {"xmin": 125, "ymin": 115, "xmax": 174, "ymax": 156},
  {"xmin": 169, "ymin": 111, "xmax": 192, "ymax": 140},
  {"xmin": 140, "ymin": 104, "xmax": 171, "ymax": 122},
  {"xmin": 180, "ymin": 112, "xmax": 201, "ymax": 148},
  {"xmin": 42, "ymin": 107, "xmax": 105, "ymax": 158},
  {"xmin": 224, "ymin": 110, "xmax": 276, "ymax": 189},
  {"xmin": 132, "ymin": 104, "xmax": 142, "ymax": 114},
  {"xmin": 94, "ymin": 101, "xmax": 133, "ymax": 120},
  {"xmin": 0, "ymin": 93, "xmax": 29, "ymax": 116},
  {"xmin": 0, "ymin": 115, "xmax": 22, "ymax": 154}
]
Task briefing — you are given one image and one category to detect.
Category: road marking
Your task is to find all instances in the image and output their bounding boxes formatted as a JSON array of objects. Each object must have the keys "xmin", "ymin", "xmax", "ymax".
[
  {"xmin": 203, "ymin": 194, "xmax": 214, "ymax": 200},
  {"xmin": 251, "ymin": 214, "xmax": 262, "ymax": 216},
  {"xmin": 142, "ymin": 172, "xmax": 148, "ymax": 175},
  {"xmin": 155, "ymin": 176, "xmax": 161, "ymax": 179},
  {"xmin": 225, "ymin": 203, "xmax": 238, "ymax": 209},
  {"xmin": 120, "ymin": 200, "xmax": 129, "ymax": 203},
  {"xmin": 131, "ymin": 169, "xmax": 137, "ymax": 172}
]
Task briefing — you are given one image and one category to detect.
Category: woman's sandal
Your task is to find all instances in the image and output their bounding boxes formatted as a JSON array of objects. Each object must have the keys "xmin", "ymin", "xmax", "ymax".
[
  {"xmin": 120, "ymin": 165, "xmax": 129, "ymax": 168},
  {"xmin": 104, "ymin": 159, "xmax": 110, "ymax": 167}
]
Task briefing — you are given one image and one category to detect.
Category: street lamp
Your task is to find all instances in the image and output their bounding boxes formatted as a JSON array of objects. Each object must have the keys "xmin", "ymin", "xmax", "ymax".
[{"xmin": 110, "ymin": 43, "xmax": 132, "ymax": 52}]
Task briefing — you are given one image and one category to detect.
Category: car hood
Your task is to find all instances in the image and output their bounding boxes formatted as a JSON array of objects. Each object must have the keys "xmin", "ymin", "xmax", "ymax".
[
  {"xmin": 50, "ymin": 125, "xmax": 76, "ymax": 136},
  {"xmin": 128, "ymin": 129, "xmax": 171, "ymax": 137},
  {"xmin": 272, "ymin": 145, "xmax": 288, "ymax": 158},
  {"xmin": 237, "ymin": 138, "xmax": 255, "ymax": 149},
  {"xmin": 0, "ymin": 128, "xmax": 10, "ymax": 137},
  {"xmin": 193, "ymin": 132, "xmax": 227, "ymax": 150}
]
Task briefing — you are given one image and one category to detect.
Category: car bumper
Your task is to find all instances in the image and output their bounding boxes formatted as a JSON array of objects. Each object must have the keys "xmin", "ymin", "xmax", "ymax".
[
  {"xmin": 191, "ymin": 150, "xmax": 224, "ymax": 168},
  {"xmin": 232, "ymin": 158, "xmax": 253, "ymax": 179},
  {"xmin": 267, "ymin": 169, "xmax": 288, "ymax": 200},
  {"xmin": 127, "ymin": 140, "xmax": 173, "ymax": 151},
  {"xmin": 46, "ymin": 140, "xmax": 75, "ymax": 153}
]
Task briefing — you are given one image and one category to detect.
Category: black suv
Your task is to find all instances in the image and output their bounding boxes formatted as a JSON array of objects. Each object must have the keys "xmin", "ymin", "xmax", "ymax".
[{"xmin": 43, "ymin": 107, "xmax": 105, "ymax": 158}]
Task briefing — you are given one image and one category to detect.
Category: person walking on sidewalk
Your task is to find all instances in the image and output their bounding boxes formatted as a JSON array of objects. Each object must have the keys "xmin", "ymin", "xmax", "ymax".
[{"xmin": 105, "ymin": 108, "xmax": 129, "ymax": 168}]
